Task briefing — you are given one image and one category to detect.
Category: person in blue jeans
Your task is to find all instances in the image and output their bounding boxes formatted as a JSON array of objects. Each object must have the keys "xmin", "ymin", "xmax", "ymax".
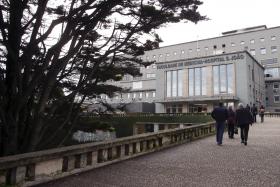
[{"xmin": 211, "ymin": 102, "xmax": 228, "ymax": 145}]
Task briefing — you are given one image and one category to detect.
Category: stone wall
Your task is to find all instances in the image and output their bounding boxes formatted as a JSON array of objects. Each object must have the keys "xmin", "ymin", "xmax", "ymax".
[{"xmin": 0, "ymin": 122, "xmax": 215, "ymax": 187}]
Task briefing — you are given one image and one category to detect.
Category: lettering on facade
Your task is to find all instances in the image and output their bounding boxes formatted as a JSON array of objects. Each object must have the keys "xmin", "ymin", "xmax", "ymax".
[{"xmin": 157, "ymin": 53, "xmax": 245, "ymax": 70}]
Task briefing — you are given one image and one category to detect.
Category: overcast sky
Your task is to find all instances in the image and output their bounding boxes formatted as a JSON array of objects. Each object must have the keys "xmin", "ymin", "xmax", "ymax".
[{"xmin": 156, "ymin": 0, "xmax": 280, "ymax": 47}]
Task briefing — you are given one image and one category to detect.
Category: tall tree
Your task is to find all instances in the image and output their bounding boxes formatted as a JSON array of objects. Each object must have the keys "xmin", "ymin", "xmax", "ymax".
[{"xmin": 0, "ymin": 0, "xmax": 205, "ymax": 156}]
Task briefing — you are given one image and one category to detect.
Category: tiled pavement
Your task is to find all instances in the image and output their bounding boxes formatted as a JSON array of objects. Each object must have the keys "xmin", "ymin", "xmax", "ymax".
[{"xmin": 38, "ymin": 117, "xmax": 280, "ymax": 187}]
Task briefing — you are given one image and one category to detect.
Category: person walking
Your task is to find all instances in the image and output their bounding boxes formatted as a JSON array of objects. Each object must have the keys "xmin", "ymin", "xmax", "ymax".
[
  {"xmin": 236, "ymin": 103, "xmax": 253, "ymax": 146},
  {"xmin": 259, "ymin": 105, "xmax": 265, "ymax": 123},
  {"xmin": 251, "ymin": 104, "xmax": 258, "ymax": 123},
  {"xmin": 227, "ymin": 106, "xmax": 236, "ymax": 139},
  {"xmin": 211, "ymin": 102, "xmax": 228, "ymax": 145}
]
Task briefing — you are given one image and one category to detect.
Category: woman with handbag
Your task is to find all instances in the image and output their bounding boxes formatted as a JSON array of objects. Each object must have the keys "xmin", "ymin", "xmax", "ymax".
[{"xmin": 227, "ymin": 106, "xmax": 236, "ymax": 139}]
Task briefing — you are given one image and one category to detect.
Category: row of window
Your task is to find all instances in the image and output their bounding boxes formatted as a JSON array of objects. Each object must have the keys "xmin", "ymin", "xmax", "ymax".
[
  {"xmin": 94, "ymin": 91, "xmax": 156, "ymax": 100},
  {"xmin": 166, "ymin": 64, "xmax": 234, "ymax": 97},
  {"xmin": 122, "ymin": 73, "xmax": 156, "ymax": 82},
  {"xmin": 249, "ymin": 46, "xmax": 278, "ymax": 56},
  {"xmin": 144, "ymin": 35, "xmax": 278, "ymax": 60},
  {"xmin": 264, "ymin": 68, "xmax": 280, "ymax": 78}
]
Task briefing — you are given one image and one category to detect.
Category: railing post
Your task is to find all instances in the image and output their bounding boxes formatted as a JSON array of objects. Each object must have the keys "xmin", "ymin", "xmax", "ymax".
[{"xmin": 7, "ymin": 166, "xmax": 26, "ymax": 185}]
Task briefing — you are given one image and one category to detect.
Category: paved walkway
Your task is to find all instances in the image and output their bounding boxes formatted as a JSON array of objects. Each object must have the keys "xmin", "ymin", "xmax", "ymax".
[{"xmin": 39, "ymin": 117, "xmax": 280, "ymax": 187}]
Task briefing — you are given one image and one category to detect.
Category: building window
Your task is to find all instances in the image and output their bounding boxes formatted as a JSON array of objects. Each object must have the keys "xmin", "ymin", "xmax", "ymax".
[
  {"xmin": 260, "ymin": 38, "xmax": 265, "ymax": 42},
  {"xmin": 264, "ymin": 68, "xmax": 279, "ymax": 78},
  {"xmin": 197, "ymin": 48, "xmax": 200, "ymax": 52},
  {"xmin": 127, "ymin": 93, "xmax": 130, "ymax": 98},
  {"xmin": 145, "ymin": 92, "xmax": 149, "ymax": 98},
  {"xmin": 260, "ymin": 48, "xmax": 266, "ymax": 55},
  {"xmin": 271, "ymin": 36, "xmax": 276, "ymax": 41},
  {"xmin": 271, "ymin": 46, "xmax": 277, "ymax": 53},
  {"xmin": 152, "ymin": 64, "xmax": 156, "ymax": 69},
  {"xmin": 147, "ymin": 73, "xmax": 156, "ymax": 78},
  {"xmin": 166, "ymin": 104, "xmax": 183, "ymax": 113},
  {"xmin": 188, "ymin": 69, "xmax": 194, "ymax": 96},
  {"xmin": 166, "ymin": 53, "xmax": 170, "ymax": 57},
  {"xmin": 152, "ymin": 91, "xmax": 156, "ymax": 97},
  {"xmin": 213, "ymin": 64, "xmax": 234, "ymax": 95},
  {"xmin": 189, "ymin": 67, "xmax": 207, "ymax": 96},
  {"xmin": 250, "ymin": 49, "xmax": 256, "ymax": 56},
  {"xmin": 132, "ymin": 81, "xmax": 142, "ymax": 89},
  {"xmin": 172, "ymin": 71, "xmax": 177, "ymax": 97},
  {"xmin": 274, "ymin": 95, "xmax": 280, "ymax": 103},
  {"xmin": 240, "ymin": 41, "xmax": 245, "ymax": 45},
  {"xmin": 166, "ymin": 70, "xmax": 183, "ymax": 97},
  {"xmin": 231, "ymin": 42, "xmax": 235, "ymax": 47},
  {"xmin": 205, "ymin": 47, "xmax": 209, "ymax": 51},
  {"xmin": 189, "ymin": 49, "xmax": 192, "ymax": 53},
  {"xmin": 166, "ymin": 71, "xmax": 171, "ymax": 97},
  {"xmin": 261, "ymin": 58, "xmax": 278, "ymax": 65},
  {"xmin": 133, "ymin": 93, "xmax": 136, "ymax": 98},
  {"xmin": 159, "ymin": 54, "xmax": 163, "ymax": 57},
  {"xmin": 181, "ymin": 50, "xmax": 185, "ymax": 54},
  {"xmin": 250, "ymin": 39, "xmax": 255, "ymax": 44},
  {"xmin": 273, "ymin": 83, "xmax": 279, "ymax": 89},
  {"xmin": 174, "ymin": 52, "xmax": 177, "ymax": 55},
  {"xmin": 153, "ymin": 55, "xmax": 156, "ymax": 59},
  {"xmin": 139, "ymin": 92, "xmax": 142, "ymax": 98}
]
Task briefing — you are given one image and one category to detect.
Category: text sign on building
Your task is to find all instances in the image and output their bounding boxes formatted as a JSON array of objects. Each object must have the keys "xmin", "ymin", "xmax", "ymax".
[{"xmin": 157, "ymin": 53, "xmax": 245, "ymax": 70}]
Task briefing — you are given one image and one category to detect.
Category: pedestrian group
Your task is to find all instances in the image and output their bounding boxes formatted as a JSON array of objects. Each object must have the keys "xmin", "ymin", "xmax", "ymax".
[{"xmin": 211, "ymin": 102, "xmax": 265, "ymax": 146}]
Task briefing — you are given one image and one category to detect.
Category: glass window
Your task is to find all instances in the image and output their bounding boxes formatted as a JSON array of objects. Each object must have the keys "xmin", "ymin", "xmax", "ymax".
[
  {"xmin": 139, "ymin": 92, "xmax": 142, "ymax": 98},
  {"xmin": 166, "ymin": 53, "xmax": 170, "ymax": 57},
  {"xmin": 174, "ymin": 52, "xmax": 177, "ymax": 55},
  {"xmin": 250, "ymin": 49, "xmax": 256, "ymax": 56},
  {"xmin": 152, "ymin": 64, "xmax": 156, "ymax": 68},
  {"xmin": 227, "ymin": 64, "xmax": 234, "ymax": 94},
  {"xmin": 145, "ymin": 92, "xmax": 149, "ymax": 98},
  {"xmin": 133, "ymin": 93, "xmax": 136, "ymax": 98},
  {"xmin": 188, "ymin": 69, "xmax": 194, "ymax": 96},
  {"xmin": 172, "ymin": 71, "xmax": 177, "ymax": 97},
  {"xmin": 231, "ymin": 42, "xmax": 235, "ymax": 47},
  {"xmin": 178, "ymin": 70, "xmax": 183, "ymax": 97},
  {"xmin": 127, "ymin": 93, "xmax": 130, "ymax": 98},
  {"xmin": 271, "ymin": 46, "xmax": 277, "ymax": 53},
  {"xmin": 250, "ymin": 39, "xmax": 255, "ymax": 44},
  {"xmin": 152, "ymin": 91, "xmax": 156, "ymax": 97},
  {"xmin": 166, "ymin": 71, "xmax": 171, "ymax": 97},
  {"xmin": 197, "ymin": 48, "xmax": 200, "ymax": 52},
  {"xmin": 153, "ymin": 55, "xmax": 156, "ymax": 59},
  {"xmin": 201, "ymin": 67, "xmax": 207, "ymax": 95},
  {"xmin": 189, "ymin": 49, "xmax": 192, "ymax": 53},
  {"xmin": 132, "ymin": 81, "xmax": 142, "ymax": 89},
  {"xmin": 260, "ymin": 48, "xmax": 266, "ymax": 55},
  {"xmin": 205, "ymin": 47, "xmax": 209, "ymax": 51},
  {"xmin": 274, "ymin": 95, "xmax": 280, "ymax": 103},
  {"xmin": 195, "ymin": 68, "xmax": 201, "ymax": 96},
  {"xmin": 271, "ymin": 36, "xmax": 276, "ymax": 41},
  {"xmin": 240, "ymin": 41, "xmax": 245, "ymax": 45},
  {"xmin": 273, "ymin": 83, "xmax": 279, "ymax": 89},
  {"xmin": 260, "ymin": 38, "xmax": 265, "ymax": 42},
  {"xmin": 181, "ymin": 50, "xmax": 185, "ymax": 54},
  {"xmin": 220, "ymin": 65, "xmax": 227, "ymax": 93},
  {"xmin": 265, "ymin": 68, "xmax": 279, "ymax": 78},
  {"xmin": 213, "ymin": 66, "xmax": 219, "ymax": 95},
  {"xmin": 147, "ymin": 73, "xmax": 156, "ymax": 78}
]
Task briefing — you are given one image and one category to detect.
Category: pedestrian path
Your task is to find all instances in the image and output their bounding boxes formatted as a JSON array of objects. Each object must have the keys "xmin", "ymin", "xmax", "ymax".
[{"xmin": 38, "ymin": 117, "xmax": 280, "ymax": 187}]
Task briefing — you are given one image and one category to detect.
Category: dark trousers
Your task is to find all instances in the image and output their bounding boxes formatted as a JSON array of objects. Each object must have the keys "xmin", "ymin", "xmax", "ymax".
[
  {"xmin": 215, "ymin": 122, "xmax": 225, "ymax": 144},
  {"xmin": 260, "ymin": 114, "xmax": 264, "ymax": 123},
  {"xmin": 228, "ymin": 123, "xmax": 234, "ymax": 138},
  {"xmin": 253, "ymin": 114, "xmax": 257, "ymax": 123},
  {"xmin": 240, "ymin": 124, "xmax": 250, "ymax": 142}
]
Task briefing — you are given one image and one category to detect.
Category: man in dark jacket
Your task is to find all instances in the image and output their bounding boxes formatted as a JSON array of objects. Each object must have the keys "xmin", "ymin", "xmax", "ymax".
[
  {"xmin": 211, "ymin": 102, "xmax": 228, "ymax": 145},
  {"xmin": 236, "ymin": 103, "xmax": 253, "ymax": 146},
  {"xmin": 251, "ymin": 104, "xmax": 258, "ymax": 123}
]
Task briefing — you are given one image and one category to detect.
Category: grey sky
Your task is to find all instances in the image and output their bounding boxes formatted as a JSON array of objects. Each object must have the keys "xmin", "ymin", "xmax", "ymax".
[{"xmin": 156, "ymin": 0, "xmax": 280, "ymax": 47}]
